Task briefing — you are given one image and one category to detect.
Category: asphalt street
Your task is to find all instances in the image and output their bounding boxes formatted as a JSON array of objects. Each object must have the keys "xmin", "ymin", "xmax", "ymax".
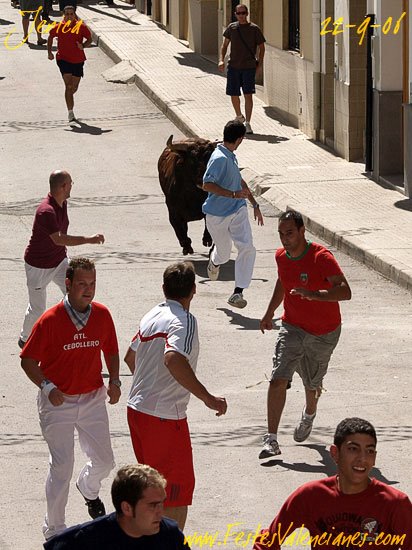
[{"xmin": 1, "ymin": 3, "xmax": 412, "ymax": 548}]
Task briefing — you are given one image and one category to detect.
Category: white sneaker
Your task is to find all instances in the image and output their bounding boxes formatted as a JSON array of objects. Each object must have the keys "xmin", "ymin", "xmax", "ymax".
[
  {"xmin": 259, "ymin": 434, "xmax": 281, "ymax": 459},
  {"xmin": 244, "ymin": 121, "xmax": 253, "ymax": 134},
  {"xmin": 207, "ymin": 259, "xmax": 220, "ymax": 281},
  {"xmin": 227, "ymin": 292, "xmax": 247, "ymax": 308},
  {"xmin": 235, "ymin": 114, "xmax": 245, "ymax": 123},
  {"xmin": 294, "ymin": 410, "xmax": 316, "ymax": 442}
]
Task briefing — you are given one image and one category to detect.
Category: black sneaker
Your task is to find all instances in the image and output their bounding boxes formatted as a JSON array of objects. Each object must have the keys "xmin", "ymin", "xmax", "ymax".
[
  {"xmin": 77, "ymin": 484, "xmax": 106, "ymax": 519},
  {"xmin": 18, "ymin": 337, "xmax": 26, "ymax": 349}
]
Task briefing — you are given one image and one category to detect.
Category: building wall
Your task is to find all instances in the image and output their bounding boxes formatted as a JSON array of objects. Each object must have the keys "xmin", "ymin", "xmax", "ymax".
[
  {"xmin": 263, "ymin": 44, "xmax": 317, "ymax": 137},
  {"xmin": 334, "ymin": 0, "xmax": 367, "ymax": 161},
  {"xmin": 371, "ymin": 0, "xmax": 404, "ymax": 180},
  {"xmin": 188, "ymin": 0, "xmax": 219, "ymax": 55},
  {"xmin": 261, "ymin": 0, "xmax": 317, "ymax": 138}
]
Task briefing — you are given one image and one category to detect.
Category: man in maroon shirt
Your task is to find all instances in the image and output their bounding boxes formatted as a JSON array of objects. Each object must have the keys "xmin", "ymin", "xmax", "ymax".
[
  {"xmin": 259, "ymin": 209, "xmax": 351, "ymax": 458},
  {"xmin": 47, "ymin": 6, "xmax": 92, "ymax": 126},
  {"xmin": 19, "ymin": 170, "xmax": 104, "ymax": 348}
]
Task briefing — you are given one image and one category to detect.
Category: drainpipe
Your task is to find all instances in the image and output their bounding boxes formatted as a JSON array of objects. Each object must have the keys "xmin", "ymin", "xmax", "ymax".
[
  {"xmin": 365, "ymin": 13, "xmax": 375, "ymax": 172},
  {"xmin": 313, "ymin": 0, "xmax": 321, "ymax": 140}
]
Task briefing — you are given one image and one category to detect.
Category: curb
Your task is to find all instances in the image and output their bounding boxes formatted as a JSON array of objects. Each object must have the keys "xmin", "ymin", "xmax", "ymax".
[{"xmin": 90, "ymin": 31, "xmax": 201, "ymax": 140}]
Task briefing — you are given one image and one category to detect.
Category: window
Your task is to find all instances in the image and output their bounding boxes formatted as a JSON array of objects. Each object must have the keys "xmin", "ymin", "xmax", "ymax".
[{"xmin": 288, "ymin": 0, "xmax": 300, "ymax": 51}]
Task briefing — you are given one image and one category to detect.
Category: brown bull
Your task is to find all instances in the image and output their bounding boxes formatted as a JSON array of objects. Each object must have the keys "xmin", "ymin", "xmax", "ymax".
[{"xmin": 158, "ymin": 135, "xmax": 218, "ymax": 255}]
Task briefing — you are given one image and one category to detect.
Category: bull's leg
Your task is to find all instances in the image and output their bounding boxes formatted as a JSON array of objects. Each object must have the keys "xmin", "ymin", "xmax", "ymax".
[
  {"xmin": 202, "ymin": 219, "xmax": 213, "ymax": 248},
  {"xmin": 168, "ymin": 209, "xmax": 194, "ymax": 255}
]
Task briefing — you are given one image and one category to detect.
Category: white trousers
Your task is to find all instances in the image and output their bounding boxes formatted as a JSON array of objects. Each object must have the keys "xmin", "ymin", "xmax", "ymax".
[
  {"xmin": 20, "ymin": 257, "xmax": 69, "ymax": 342},
  {"xmin": 38, "ymin": 386, "xmax": 115, "ymax": 540},
  {"xmin": 206, "ymin": 206, "xmax": 256, "ymax": 289}
]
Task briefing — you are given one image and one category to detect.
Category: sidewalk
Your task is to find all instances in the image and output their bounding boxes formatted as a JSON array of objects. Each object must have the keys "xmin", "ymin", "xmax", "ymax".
[{"xmin": 77, "ymin": 2, "xmax": 412, "ymax": 290}]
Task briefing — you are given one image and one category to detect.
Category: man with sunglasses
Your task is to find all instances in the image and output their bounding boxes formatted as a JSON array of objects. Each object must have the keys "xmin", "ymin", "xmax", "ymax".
[{"xmin": 218, "ymin": 4, "xmax": 265, "ymax": 134}]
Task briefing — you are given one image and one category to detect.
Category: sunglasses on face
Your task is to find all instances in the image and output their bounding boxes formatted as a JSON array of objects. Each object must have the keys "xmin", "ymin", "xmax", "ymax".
[{"xmin": 236, "ymin": 11, "xmax": 247, "ymax": 15}]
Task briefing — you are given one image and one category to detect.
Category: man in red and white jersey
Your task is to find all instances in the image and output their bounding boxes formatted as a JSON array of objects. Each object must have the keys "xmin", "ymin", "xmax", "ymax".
[
  {"xmin": 20, "ymin": 257, "xmax": 121, "ymax": 540},
  {"xmin": 259, "ymin": 209, "xmax": 352, "ymax": 459},
  {"xmin": 124, "ymin": 261, "xmax": 227, "ymax": 531}
]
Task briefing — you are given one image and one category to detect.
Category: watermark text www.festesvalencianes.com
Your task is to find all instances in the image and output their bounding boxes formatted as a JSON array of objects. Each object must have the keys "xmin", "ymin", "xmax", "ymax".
[{"xmin": 184, "ymin": 522, "xmax": 407, "ymax": 548}]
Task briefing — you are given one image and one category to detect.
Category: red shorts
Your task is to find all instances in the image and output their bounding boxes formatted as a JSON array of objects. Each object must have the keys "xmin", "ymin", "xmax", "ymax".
[{"xmin": 127, "ymin": 408, "xmax": 195, "ymax": 507}]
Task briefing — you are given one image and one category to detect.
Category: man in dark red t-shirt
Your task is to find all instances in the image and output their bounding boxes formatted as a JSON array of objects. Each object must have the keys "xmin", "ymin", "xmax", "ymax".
[
  {"xmin": 19, "ymin": 170, "xmax": 104, "ymax": 348},
  {"xmin": 259, "ymin": 210, "xmax": 352, "ymax": 458},
  {"xmin": 21, "ymin": 257, "xmax": 121, "ymax": 541},
  {"xmin": 47, "ymin": 6, "xmax": 92, "ymax": 126}
]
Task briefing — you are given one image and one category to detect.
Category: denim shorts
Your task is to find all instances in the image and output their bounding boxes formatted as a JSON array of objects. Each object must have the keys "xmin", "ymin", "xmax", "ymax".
[
  {"xmin": 270, "ymin": 322, "xmax": 341, "ymax": 389},
  {"xmin": 226, "ymin": 66, "xmax": 256, "ymax": 96}
]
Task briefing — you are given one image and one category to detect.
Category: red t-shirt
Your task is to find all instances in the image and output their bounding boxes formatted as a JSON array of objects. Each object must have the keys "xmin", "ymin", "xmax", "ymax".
[
  {"xmin": 276, "ymin": 242, "xmax": 343, "ymax": 335},
  {"xmin": 50, "ymin": 21, "xmax": 91, "ymax": 63},
  {"xmin": 254, "ymin": 477, "xmax": 412, "ymax": 550},
  {"xmin": 24, "ymin": 193, "xmax": 69, "ymax": 269},
  {"xmin": 20, "ymin": 302, "xmax": 119, "ymax": 395}
]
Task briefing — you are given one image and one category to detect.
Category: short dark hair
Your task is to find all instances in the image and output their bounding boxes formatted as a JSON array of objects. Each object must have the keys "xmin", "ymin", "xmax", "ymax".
[
  {"xmin": 63, "ymin": 4, "xmax": 76, "ymax": 13},
  {"xmin": 279, "ymin": 209, "xmax": 304, "ymax": 229},
  {"xmin": 49, "ymin": 170, "xmax": 70, "ymax": 192},
  {"xmin": 223, "ymin": 120, "xmax": 246, "ymax": 143},
  {"xmin": 163, "ymin": 261, "xmax": 195, "ymax": 300},
  {"xmin": 66, "ymin": 257, "xmax": 95, "ymax": 282},
  {"xmin": 111, "ymin": 464, "xmax": 166, "ymax": 515},
  {"xmin": 235, "ymin": 3, "xmax": 248, "ymax": 14},
  {"xmin": 334, "ymin": 418, "xmax": 377, "ymax": 448}
]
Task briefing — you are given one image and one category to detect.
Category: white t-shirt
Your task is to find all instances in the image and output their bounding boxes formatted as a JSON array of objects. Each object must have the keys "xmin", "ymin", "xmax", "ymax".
[{"xmin": 127, "ymin": 300, "xmax": 199, "ymax": 420}]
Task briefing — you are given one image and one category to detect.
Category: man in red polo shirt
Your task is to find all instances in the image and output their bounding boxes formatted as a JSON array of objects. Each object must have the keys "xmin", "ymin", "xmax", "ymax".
[
  {"xmin": 21, "ymin": 257, "xmax": 121, "ymax": 541},
  {"xmin": 259, "ymin": 209, "xmax": 352, "ymax": 458},
  {"xmin": 18, "ymin": 170, "xmax": 104, "ymax": 348},
  {"xmin": 47, "ymin": 6, "xmax": 92, "ymax": 126}
]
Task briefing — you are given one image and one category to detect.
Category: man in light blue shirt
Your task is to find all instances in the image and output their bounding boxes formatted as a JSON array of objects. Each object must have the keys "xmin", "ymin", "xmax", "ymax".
[{"xmin": 202, "ymin": 119, "xmax": 264, "ymax": 308}]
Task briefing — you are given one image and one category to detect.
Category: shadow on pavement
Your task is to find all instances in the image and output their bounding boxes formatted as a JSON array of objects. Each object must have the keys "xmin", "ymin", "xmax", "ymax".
[
  {"xmin": 192, "ymin": 258, "xmax": 235, "ymax": 281},
  {"xmin": 0, "ymin": 18, "xmax": 15, "ymax": 24},
  {"xmin": 80, "ymin": 3, "xmax": 139, "ymax": 24},
  {"xmin": 260, "ymin": 443, "xmax": 399, "ymax": 485},
  {"xmin": 67, "ymin": 120, "xmax": 112, "ymax": 135},
  {"xmin": 173, "ymin": 52, "xmax": 221, "ymax": 75},
  {"xmin": 394, "ymin": 199, "xmax": 412, "ymax": 211},
  {"xmin": 245, "ymin": 133, "xmax": 289, "ymax": 145},
  {"xmin": 216, "ymin": 307, "xmax": 260, "ymax": 330}
]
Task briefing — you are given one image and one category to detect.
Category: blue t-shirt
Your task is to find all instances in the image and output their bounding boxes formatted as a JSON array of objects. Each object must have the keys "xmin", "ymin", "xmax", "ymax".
[
  {"xmin": 44, "ymin": 514, "xmax": 190, "ymax": 549},
  {"xmin": 202, "ymin": 144, "xmax": 246, "ymax": 217}
]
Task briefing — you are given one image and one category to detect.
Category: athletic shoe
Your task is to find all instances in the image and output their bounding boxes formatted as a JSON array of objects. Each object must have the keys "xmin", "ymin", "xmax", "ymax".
[
  {"xmin": 235, "ymin": 114, "xmax": 245, "ymax": 123},
  {"xmin": 259, "ymin": 434, "xmax": 281, "ymax": 459},
  {"xmin": 293, "ymin": 410, "xmax": 316, "ymax": 442},
  {"xmin": 37, "ymin": 38, "xmax": 47, "ymax": 46},
  {"xmin": 77, "ymin": 484, "xmax": 106, "ymax": 519},
  {"xmin": 227, "ymin": 292, "xmax": 247, "ymax": 308},
  {"xmin": 18, "ymin": 337, "xmax": 26, "ymax": 349},
  {"xmin": 244, "ymin": 121, "xmax": 253, "ymax": 134},
  {"xmin": 207, "ymin": 259, "xmax": 220, "ymax": 281}
]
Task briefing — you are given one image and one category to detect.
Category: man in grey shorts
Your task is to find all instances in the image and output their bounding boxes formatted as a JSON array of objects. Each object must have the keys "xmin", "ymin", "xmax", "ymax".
[{"xmin": 259, "ymin": 210, "xmax": 352, "ymax": 458}]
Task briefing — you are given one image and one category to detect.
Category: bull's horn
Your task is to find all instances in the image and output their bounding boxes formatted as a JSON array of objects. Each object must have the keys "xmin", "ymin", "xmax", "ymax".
[
  {"xmin": 169, "ymin": 141, "xmax": 191, "ymax": 152},
  {"xmin": 167, "ymin": 135, "xmax": 173, "ymax": 148}
]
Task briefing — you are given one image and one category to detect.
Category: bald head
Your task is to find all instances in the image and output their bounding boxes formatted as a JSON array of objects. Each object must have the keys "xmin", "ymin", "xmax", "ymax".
[{"xmin": 49, "ymin": 170, "xmax": 71, "ymax": 192}]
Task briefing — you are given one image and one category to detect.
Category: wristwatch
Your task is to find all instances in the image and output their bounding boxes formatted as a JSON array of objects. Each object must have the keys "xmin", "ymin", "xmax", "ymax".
[
  {"xmin": 109, "ymin": 379, "xmax": 122, "ymax": 388},
  {"xmin": 40, "ymin": 379, "xmax": 52, "ymax": 390}
]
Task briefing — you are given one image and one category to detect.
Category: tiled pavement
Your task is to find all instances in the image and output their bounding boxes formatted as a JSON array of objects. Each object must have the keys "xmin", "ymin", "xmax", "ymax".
[{"xmin": 76, "ymin": 2, "xmax": 412, "ymax": 290}]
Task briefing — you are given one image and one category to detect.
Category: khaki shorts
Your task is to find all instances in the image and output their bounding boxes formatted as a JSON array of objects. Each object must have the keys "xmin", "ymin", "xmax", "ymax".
[{"xmin": 271, "ymin": 322, "xmax": 341, "ymax": 389}]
